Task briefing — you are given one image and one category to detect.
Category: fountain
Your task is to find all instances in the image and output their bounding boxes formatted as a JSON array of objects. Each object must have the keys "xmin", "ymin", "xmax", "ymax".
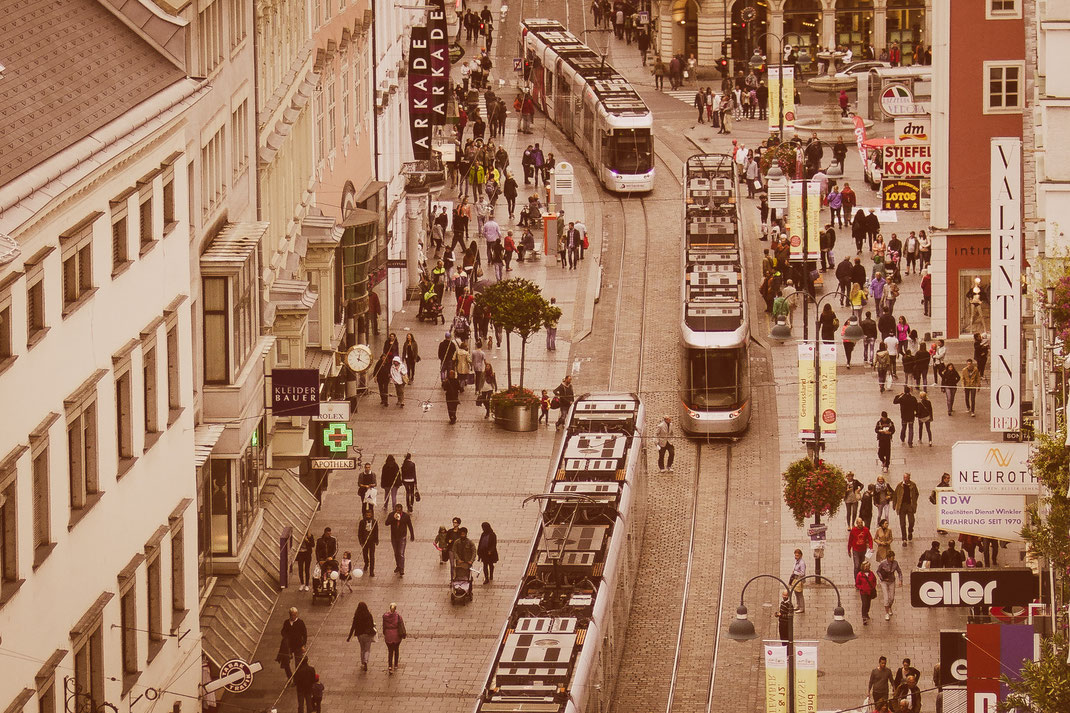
[{"xmin": 793, "ymin": 50, "xmax": 873, "ymax": 140}]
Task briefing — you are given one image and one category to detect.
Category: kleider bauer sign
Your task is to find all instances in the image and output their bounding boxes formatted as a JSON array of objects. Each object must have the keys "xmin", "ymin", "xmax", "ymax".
[
  {"xmin": 408, "ymin": 26, "xmax": 432, "ymax": 160},
  {"xmin": 271, "ymin": 369, "xmax": 320, "ymax": 416},
  {"xmin": 990, "ymin": 138, "xmax": 1022, "ymax": 432},
  {"xmin": 951, "ymin": 441, "xmax": 1038, "ymax": 495},
  {"xmin": 910, "ymin": 569, "xmax": 1038, "ymax": 608}
]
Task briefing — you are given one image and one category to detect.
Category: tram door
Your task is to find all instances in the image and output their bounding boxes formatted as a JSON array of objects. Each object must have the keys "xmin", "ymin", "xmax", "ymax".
[{"xmin": 555, "ymin": 61, "xmax": 573, "ymax": 140}]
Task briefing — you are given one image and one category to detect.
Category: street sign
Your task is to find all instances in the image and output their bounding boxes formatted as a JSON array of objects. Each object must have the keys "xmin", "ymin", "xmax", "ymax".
[
  {"xmin": 386, "ymin": 258, "xmax": 407, "ymax": 268},
  {"xmin": 322, "ymin": 423, "xmax": 354, "ymax": 452},
  {"xmin": 311, "ymin": 458, "xmax": 357, "ymax": 470},
  {"xmin": 311, "ymin": 401, "xmax": 351, "ymax": 422},
  {"xmin": 513, "ymin": 57, "xmax": 522, "ymax": 71},
  {"xmin": 208, "ymin": 659, "xmax": 263, "ymax": 694}
]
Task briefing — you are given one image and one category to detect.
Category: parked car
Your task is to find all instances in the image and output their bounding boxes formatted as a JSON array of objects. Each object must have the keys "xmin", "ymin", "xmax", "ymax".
[
  {"xmin": 862, "ymin": 138, "xmax": 895, "ymax": 188},
  {"xmin": 836, "ymin": 60, "xmax": 891, "ymax": 90}
]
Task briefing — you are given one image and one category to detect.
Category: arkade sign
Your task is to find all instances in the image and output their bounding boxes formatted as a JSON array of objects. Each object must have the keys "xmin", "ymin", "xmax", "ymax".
[
  {"xmin": 951, "ymin": 441, "xmax": 1038, "ymax": 495},
  {"xmin": 271, "ymin": 369, "xmax": 320, "ymax": 416},
  {"xmin": 910, "ymin": 569, "xmax": 1039, "ymax": 608}
]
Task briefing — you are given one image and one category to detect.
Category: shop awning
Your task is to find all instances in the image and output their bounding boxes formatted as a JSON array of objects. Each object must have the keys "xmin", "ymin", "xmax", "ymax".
[
  {"xmin": 339, "ymin": 207, "xmax": 379, "ymax": 228},
  {"xmin": 194, "ymin": 423, "xmax": 225, "ymax": 468}
]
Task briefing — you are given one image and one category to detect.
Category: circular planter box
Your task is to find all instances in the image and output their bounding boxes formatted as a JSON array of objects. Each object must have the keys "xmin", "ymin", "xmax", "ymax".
[{"xmin": 493, "ymin": 403, "xmax": 539, "ymax": 432}]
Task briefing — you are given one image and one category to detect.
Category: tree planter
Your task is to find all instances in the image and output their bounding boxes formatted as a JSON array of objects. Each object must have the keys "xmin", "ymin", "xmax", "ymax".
[{"xmin": 493, "ymin": 403, "xmax": 538, "ymax": 432}]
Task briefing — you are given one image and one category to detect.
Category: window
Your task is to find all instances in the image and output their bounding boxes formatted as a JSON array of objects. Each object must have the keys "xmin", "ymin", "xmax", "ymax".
[
  {"xmin": 143, "ymin": 345, "xmax": 159, "ymax": 439},
  {"xmin": 30, "ymin": 431, "xmax": 51, "ymax": 555},
  {"xmin": 984, "ymin": 61, "xmax": 1025, "ymax": 113},
  {"xmin": 327, "ymin": 70, "xmax": 337, "ymax": 152},
  {"xmin": 111, "ymin": 203, "xmax": 129, "ymax": 273},
  {"xmin": 27, "ymin": 270, "xmax": 46, "ymax": 345},
  {"xmin": 324, "ymin": 0, "xmax": 332, "ymax": 22},
  {"xmin": 353, "ymin": 48, "xmax": 365, "ymax": 135},
  {"xmin": 115, "ymin": 370, "xmax": 133, "ymax": 465},
  {"xmin": 199, "ymin": 0, "xmax": 225, "ymax": 74},
  {"xmin": 201, "ymin": 125, "xmax": 227, "ymax": 218},
  {"xmin": 38, "ymin": 681, "xmax": 55, "ymax": 713},
  {"xmin": 119, "ymin": 587, "xmax": 137, "ymax": 678},
  {"xmin": 229, "ymin": 0, "xmax": 248, "ymax": 49},
  {"xmin": 201, "ymin": 230, "xmax": 259, "ymax": 384},
  {"xmin": 67, "ymin": 399, "xmax": 98, "ymax": 512},
  {"xmin": 203, "ymin": 277, "xmax": 228, "ymax": 384},
  {"xmin": 987, "ymin": 0, "xmax": 1021, "ymax": 18},
  {"xmin": 341, "ymin": 59, "xmax": 350, "ymax": 142},
  {"xmin": 61, "ymin": 223, "xmax": 95, "ymax": 314},
  {"xmin": 0, "ymin": 297, "xmax": 11, "ymax": 362},
  {"xmin": 1, "ymin": 468, "xmax": 18, "ymax": 588},
  {"xmin": 139, "ymin": 194, "xmax": 154, "ymax": 251},
  {"xmin": 171, "ymin": 526, "xmax": 185, "ymax": 614},
  {"xmin": 166, "ymin": 321, "xmax": 181, "ymax": 419},
  {"xmin": 231, "ymin": 100, "xmax": 249, "ymax": 179},
  {"xmin": 146, "ymin": 550, "xmax": 162, "ymax": 650},
  {"xmin": 73, "ymin": 621, "xmax": 104, "ymax": 710},
  {"xmin": 162, "ymin": 176, "xmax": 176, "ymax": 232},
  {"xmin": 315, "ymin": 89, "xmax": 326, "ymax": 163}
]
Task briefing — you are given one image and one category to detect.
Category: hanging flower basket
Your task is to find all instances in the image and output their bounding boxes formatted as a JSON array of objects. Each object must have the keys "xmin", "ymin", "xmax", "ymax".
[
  {"xmin": 782, "ymin": 458, "xmax": 848, "ymax": 527},
  {"xmin": 759, "ymin": 142, "xmax": 799, "ymax": 178}
]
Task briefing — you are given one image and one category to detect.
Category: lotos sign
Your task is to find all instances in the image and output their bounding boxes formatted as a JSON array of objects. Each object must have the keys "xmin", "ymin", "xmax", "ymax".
[
  {"xmin": 911, "ymin": 569, "xmax": 1039, "ymax": 608},
  {"xmin": 882, "ymin": 179, "xmax": 921, "ymax": 210},
  {"xmin": 951, "ymin": 441, "xmax": 1038, "ymax": 495},
  {"xmin": 882, "ymin": 144, "xmax": 932, "ymax": 178}
]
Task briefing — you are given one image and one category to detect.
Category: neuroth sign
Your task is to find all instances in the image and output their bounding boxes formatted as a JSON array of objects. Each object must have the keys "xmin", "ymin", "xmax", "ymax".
[{"xmin": 951, "ymin": 441, "xmax": 1038, "ymax": 495}]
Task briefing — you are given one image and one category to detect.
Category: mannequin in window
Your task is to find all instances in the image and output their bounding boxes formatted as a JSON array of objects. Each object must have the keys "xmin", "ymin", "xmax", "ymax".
[{"xmin": 965, "ymin": 277, "xmax": 985, "ymax": 333}]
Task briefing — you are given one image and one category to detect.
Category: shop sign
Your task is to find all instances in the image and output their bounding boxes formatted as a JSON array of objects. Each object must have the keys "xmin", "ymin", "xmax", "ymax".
[
  {"xmin": 271, "ymin": 369, "xmax": 320, "ymax": 416},
  {"xmin": 428, "ymin": 0, "xmax": 449, "ymax": 125},
  {"xmin": 882, "ymin": 179, "xmax": 920, "ymax": 210},
  {"xmin": 763, "ymin": 643, "xmax": 788, "ymax": 713},
  {"xmin": 940, "ymin": 631, "xmax": 968, "ymax": 685},
  {"xmin": 936, "ymin": 490, "xmax": 1025, "ymax": 541},
  {"xmin": 990, "ymin": 138, "xmax": 1022, "ymax": 432},
  {"xmin": 951, "ymin": 441, "xmax": 1038, "ymax": 495},
  {"xmin": 880, "ymin": 83, "xmax": 927, "ymax": 116},
  {"xmin": 793, "ymin": 644, "xmax": 818, "ymax": 713},
  {"xmin": 911, "ymin": 569, "xmax": 1039, "ymax": 608},
  {"xmin": 882, "ymin": 144, "xmax": 932, "ymax": 178},
  {"xmin": 894, "ymin": 117, "xmax": 930, "ymax": 143},
  {"xmin": 966, "ymin": 624, "xmax": 1034, "ymax": 713},
  {"xmin": 408, "ymin": 26, "xmax": 432, "ymax": 160}
]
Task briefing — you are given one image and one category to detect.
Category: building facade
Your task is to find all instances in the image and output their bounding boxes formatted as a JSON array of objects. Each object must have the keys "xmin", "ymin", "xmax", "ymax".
[
  {"xmin": 0, "ymin": 3, "xmax": 207, "ymax": 712},
  {"xmin": 930, "ymin": 0, "xmax": 1025, "ymax": 340},
  {"xmin": 654, "ymin": 0, "xmax": 932, "ymax": 76}
]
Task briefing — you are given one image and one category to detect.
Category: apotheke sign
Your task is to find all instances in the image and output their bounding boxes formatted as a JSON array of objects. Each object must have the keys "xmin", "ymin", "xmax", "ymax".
[
  {"xmin": 951, "ymin": 441, "xmax": 1038, "ymax": 495},
  {"xmin": 910, "ymin": 569, "xmax": 1039, "ymax": 608}
]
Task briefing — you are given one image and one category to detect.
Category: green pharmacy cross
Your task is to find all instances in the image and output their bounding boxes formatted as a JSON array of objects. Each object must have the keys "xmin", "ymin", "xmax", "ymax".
[{"xmin": 323, "ymin": 423, "xmax": 354, "ymax": 453}]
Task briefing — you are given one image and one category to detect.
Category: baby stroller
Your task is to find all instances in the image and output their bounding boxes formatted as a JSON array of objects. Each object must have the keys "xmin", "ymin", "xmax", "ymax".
[
  {"xmin": 449, "ymin": 560, "xmax": 474, "ymax": 605},
  {"xmin": 311, "ymin": 558, "xmax": 339, "ymax": 605},
  {"xmin": 418, "ymin": 288, "xmax": 445, "ymax": 324}
]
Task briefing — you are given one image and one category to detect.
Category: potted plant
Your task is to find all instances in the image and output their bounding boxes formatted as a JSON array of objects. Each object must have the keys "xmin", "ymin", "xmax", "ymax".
[
  {"xmin": 782, "ymin": 457, "xmax": 847, "ymax": 527},
  {"xmin": 759, "ymin": 141, "xmax": 800, "ymax": 179},
  {"xmin": 476, "ymin": 278, "xmax": 560, "ymax": 432}
]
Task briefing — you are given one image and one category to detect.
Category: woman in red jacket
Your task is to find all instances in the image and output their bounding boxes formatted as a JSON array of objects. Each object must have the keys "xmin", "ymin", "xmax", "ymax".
[
  {"xmin": 848, "ymin": 517, "xmax": 874, "ymax": 578},
  {"xmin": 855, "ymin": 560, "xmax": 878, "ymax": 625}
]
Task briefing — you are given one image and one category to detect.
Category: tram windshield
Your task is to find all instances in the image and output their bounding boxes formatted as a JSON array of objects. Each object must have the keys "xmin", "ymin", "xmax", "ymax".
[
  {"xmin": 681, "ymin": 346, "xmax": 747, "ymax": 409},
  {"xmin": 604, "ymin": 128, "xmax": 653, "ymax": 175}
]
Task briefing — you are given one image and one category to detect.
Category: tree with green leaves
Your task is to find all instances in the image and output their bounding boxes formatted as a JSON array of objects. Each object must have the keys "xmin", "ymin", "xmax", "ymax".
[
  {"xmin": 1023, "ymin": 426, "xmax": 1070, "ymax": 602},
  {"xmin": 999, "ymin": 635, "xmax": 1070, "ymax": 713},
  {"xmin": 475, "ymin": 278, "xmax": 561, "ymax": 390}
]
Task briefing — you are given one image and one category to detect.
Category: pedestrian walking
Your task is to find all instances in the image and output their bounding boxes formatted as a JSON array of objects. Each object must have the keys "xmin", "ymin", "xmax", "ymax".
[
  {"xmin": 346, "ymin": 601, "xmax": 377, "ymax": 672},
  {"xmin": 390, "ymin": 356, "xmax": 407, "ymax": 407},
  {"xmin": 546, "ymin": 297, "xmax": 558, "ymax": 350},
  {"xmin": 403, "ymin": 334, "xmax": 420, "ymax": 383},
  {"xmin": 855, "ymin": 560, "xmax": 878, "ymax": 625},
  {"xmin": 942, "ymin": 539, "xmax": 966, "ymax": 568},
  {"xmin": 444, "ymin": 369, "xmax": 462, "ymax": 424},
  {"xmin": 893, "ymin": 472, "xmax": 920, "ymax": 543},
  {"xmin": 381, "ymin": 455, "xmax": 402, "ymax": 512},
  {"xmin": 918, "ymin": 540, "xmax": 943, "ymax": 568},
  {"xmin": 842, "ymin": 316, "xmax": 858, "ymax": 367},
  {"xmin": 774, "ymin": 590, "xmax": 794, "ymax": 644},
  {"xmin": 478, "ymin": 521, "xmax": 499, "ymax": 582},
  {"xmin": 874, "ymin": 518, "xmax": 894, "ymax": 562},
  {"xmin": 848, "ymin": 517, "xmax": 873, "ymax": 577},
  {"xmin": 874, "ymin": 474, "xmax": 893, "ymax": 523},
  {"xmin": 357, "ymin": 508, "xmax": 379, "ymax": 577},
  {"xmin": 338, "ymin": 551, "xmax": 355, "ymax": 592},
  {"xmin": 876, "ymin": 551, "xmax": 903, "ymax": 621},
  {"xmin": 861, "ymin": 311, "xmax": 878, "ymax": 364},
  {"xmin": 400, "ymin": 453, "xmax": 419, "ymax": 512},
  {"xmin": 656, "ymin": 414, "xmax": 675, "ymax": 472},
  {"xmin": 867, "ymin": 656, "xmax": 896, "ymax": 707},
  {"xmin": 386, "ymin": 504, "xmax": 415, "ymax": 576},
  {"xmin": 280, "ymin": 608, "xmax": 307, "ymax": 680},
  {"xmin": 357, "ymin": 462, "xmax": 376, "ymax": 504},
  {"xmin": 974, "ymin": 332, "xmax": 990, "ymax": 380},
  {"xmin": 894, "ymin": 674, "xmax": 922, "ymax": 713},
  {"xmin": 844, "ymin": 472, "xmax": 862, "ymax": 527},
  {"xmin": 295, "ymin": 534, "xmax": 315, "ymax": 591},
  {"xmin": 859, "ymin": 484, "xmax": 875, "ymax": 530},
  {"xmin": 931, "ymin": 338, "xmax": 946, "ymax": 384},
  {"xmin": 438, "ymin": 517, "xmax": 462, "ymax": 564},
  {"xmin": 875, "ymin": 411, "xmax": 896, "ymax": 472},
  {"xmin": 788, "ymin": 548, "xmax": 806, "ymax": 613},
  {"xmin": 892, "ymin": 385, "xmax": 917, "ymax": 447},
  {"xmin": 479, "ymin": 362, "xmax": 497, "ymax": 418},
  {"xmin": 553, "ymin": 375, "xmax": 575, "ymax": 428},
  {"xmin": 472, "ymin": 342, "xmax": 487, "ymax": 393},
  {"xmin": 294, "ymin": 652, "xmax": 317, "ymax": 713},
  {"xmin": 916, "ymin": 392, "xmax": 934, "ymax": 445},
  {"xmin": 940, "ymin": 362, "xmax": 961, "ymax": 415},
  {"xmin": 382, "ymin": 603, "xmax": 407, "ymax": 673},
  {"xmin": 374, "ymin": 353, "xmax": 392, "ymax": 406},
  {"xmin": 962, "ymin": 358, "xmax": 981, "ymax": 416},
  {"xmin": 894, "ymin": 659, "xmax": 922, "ymax": 690}
]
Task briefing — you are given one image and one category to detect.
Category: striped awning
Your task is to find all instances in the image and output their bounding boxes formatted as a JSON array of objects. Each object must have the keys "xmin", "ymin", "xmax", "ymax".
[{"xmin": 194, "ymin": 423, "xmax": 225, "ymax": 468}]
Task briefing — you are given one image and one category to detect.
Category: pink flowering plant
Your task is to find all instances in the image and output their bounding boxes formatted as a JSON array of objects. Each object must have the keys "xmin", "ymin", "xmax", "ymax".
[
  {"xmin": 782, "ymin": 458, "xmax": 848, "ymax": 527},
  {"xmin": 1037, "ymin": 274, "xmax": 1070, "ymax": 345},
  {"xmin": 759, "ymin": 142, "xmax": 798, "ymax": 178}
]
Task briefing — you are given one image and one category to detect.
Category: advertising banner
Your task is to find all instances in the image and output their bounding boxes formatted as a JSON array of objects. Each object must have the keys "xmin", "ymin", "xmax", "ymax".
[
  {"xmin": 764, "ymin": 643, "xmax": 789, "ymax": 713},
  {"xmin": 408, "ymin": 26, "xmax": 432, "ymax": 160},
  {"xmin": 967, "ymin": 624, "xmax": 1034, "ymax": 713},
  {"xmin": 882, "ymin": 144, "xmax": 932, "ymax": 178},
  {"xmin": 818, "ymin": 342, "xmax": 837, "ymax": 439},
  {"xmin": 768, "ymin": 65, "xmax": 796, "ymax": 134},
  {"xmin": 940, "ymin": 630, "xmax": 968, "ymax": 686},
  {"xmin": 271, "ymin": 369, "xmax": 320, "ymax": 416},
  {"xmin": 798, "ymin": 343, "xmax": 816, "ymax": 441},
  {"xmin": 990, "ymin": 138, "xmax": 1022, "ymax": 432},
  {"xmin": 793, "ymin": 644, "xmax": 818, "ymax": 713},
  {"xmin": 427, "ymin": 0, "xmax": 449, "ymax": 126},
  {"xmin": 882, "ymin": 179, "xmax": 921, "ymax": 210},
  {"xmin": 788, "ymin": 180, "xmax": 821, "ymax": 259},
  {"xmin": 951, "ymin": 441, "xmax": 1038, "ymax": 495},
  {"xmin": 911, "ymin": 569, "xmax": 1040, "ymax": 608},
  {"xmin": 894, "ymin": 117, "xmax": 931, "ymax": 144},
  {"xmin": 936, "ymin": 490, "xmax": 1026, "ymax": 541}
]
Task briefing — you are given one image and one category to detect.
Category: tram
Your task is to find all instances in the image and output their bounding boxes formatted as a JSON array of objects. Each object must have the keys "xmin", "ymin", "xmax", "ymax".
[
  {"xmin": 474, "ymin": 393, "xmax": 646, "ymax": 713},
  {"xmin": 519, "ymin": 19, "xmax": 654, "ymax": 192},
  {"xmin": 679, "ymin": 154, "xmax": 751, "ymax": 435}
]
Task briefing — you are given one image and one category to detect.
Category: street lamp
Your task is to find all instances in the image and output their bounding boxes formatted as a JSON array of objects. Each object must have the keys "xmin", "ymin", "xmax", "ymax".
[{"xmin": 727, "ymin": 574, "xmax": 855, "ymax": 713}]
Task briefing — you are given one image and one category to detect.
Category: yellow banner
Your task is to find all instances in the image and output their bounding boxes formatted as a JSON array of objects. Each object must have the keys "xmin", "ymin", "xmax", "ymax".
[
  {"xmin": 788, "ymin": 180, "xmax": 822, "ymax": 259},
  {"xmin": 768, "ymin": 65, "xmax": 796, "ymax": 134},
  {"xmin": 818, "ymin": 343, "xmax": 838, "ymax": 439},
  {"xmin": 765, "ymin": 643, "xmax": 789, "ymax": 713},
  {"xmin": 794, "ymin": 644, "xmax": 819, "ymax": 713},
  {"xmin": 798, "ymin": 343, "xmax": 816, "ymax": 441}
]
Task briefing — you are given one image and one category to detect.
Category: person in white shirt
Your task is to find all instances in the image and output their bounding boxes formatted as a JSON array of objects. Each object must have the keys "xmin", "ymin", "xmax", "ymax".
[
  {"xmin": 789, "ymin": 548, "xmax": 806, "ymax": 612},
  {"xmin": 883, "ymin": 334, "xmax": 900, "ymax": 380},
  {"xmin": 656, "ymin": 415, "xmax": 674, "ymax": 472}
]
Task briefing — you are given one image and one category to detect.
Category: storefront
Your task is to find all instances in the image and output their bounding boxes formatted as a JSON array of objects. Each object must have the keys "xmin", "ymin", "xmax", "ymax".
[
  {"xmin": 942, "ymin": 235, "xmax": 990, "ymax": 340},
  {"xmin": 783, "ymin": 0, "xmax": 822, "ymax": 72},
  {"xmin": 886, "ymin": 0, "xmax": 926, "ymax": 64},
  {"xmin": 835, "ymin": 0, "xmax": 874, "ymax": 57}
]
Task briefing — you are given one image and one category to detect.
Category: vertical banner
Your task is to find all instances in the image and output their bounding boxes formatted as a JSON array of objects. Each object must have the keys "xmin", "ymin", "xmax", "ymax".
[
  {"xmin": 798, "ymin": 343, "xmax": 816, "ymax": 441},
  {"xmin": 427, "ymin": 0, "xmax": 449, "ymax": 126},
  {"xmin": 967, "ymin": 624, "xmax": 1034, "ymax": 713},
  {"xmin": 764, "ymin": 643, "xmax": 789, "ymax": 713},
  {"xmin": 793, "ymin": 644, "xmax": 818, "ymax": 713},
  {"xmin": 989, "ymin": 138, "xmax": 1021, "ymax": 432},
  {"xmin": 768, "ymin": 65, "xmax": 796, "ymax": 134},
  {"xmin": 408, "ymin": 26, "xmax": 432, "ymax": 160},
  {"xmin": 818, "ymin": 342, "xmax": 838, "ymax": 439},
  {"xmin": 788, "ymin": 180, "xmax": 821, "ymax": 259}
]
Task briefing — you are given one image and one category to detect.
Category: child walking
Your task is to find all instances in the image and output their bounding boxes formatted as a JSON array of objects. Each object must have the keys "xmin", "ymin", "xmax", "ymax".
[
  {"xmin": 539, "ymin": 390, "xmax": 551, "ymax": 425},
  {"xmin": 339, "ymin": 551, "xmax": 355, "ymax": 593}
]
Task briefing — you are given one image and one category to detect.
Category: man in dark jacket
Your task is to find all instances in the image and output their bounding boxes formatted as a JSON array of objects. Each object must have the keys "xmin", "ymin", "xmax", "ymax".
[
  {"xmin": 439, "ymin": 332, "xmax": 457, "ymax": 381},
  {"xmin": 893, "ymin": 472, "xmax": 921, "ymax": 543},
  {"xmin": 851, "ymin": 256, "xmax": 868, "ymax": 288},
  {"xmin": 314, "ymin": 527, "xmax": 337, "ymax": 563},
  {"xmin": 280, "ymin": 607, "xmax": 307, "ymax": 679},
  {"xmin": 877, "ymin": 311, "xmax": 896, "ymax": 340},
  {"xmin": 357, "ymin": 508, "xmax": 379, "ymax": 577},
  {"xmin": 861, "ymin": 311, "xmax": 878, "ymax": 364},
  {"xmin": 294, "ymin": 651, "xmax": 317, "ymax": 713},
  {"xmin": 942, "ymin": 539, "xmax": 966, "ymax": 568},
  {"xmin": 875, "ymin": 412, "xmax": 896, "ymax": 472},
  {"xmin": 444, "ymin": 370, "xmax": 462, "ymax": 423},
  {"xmin": 554, "ymin": 375, "xmax": 575, "ymax": 428},
  {"xmin": 386, "ymin": 504, "xmax": 415, "ymax": 576},
  {"xmin": 918, "ymin": 540, "xmax": 943, "ymax": 568},
  {"xmin": 894, "ymin": 673, "xmax": 922, "ymax": 713},
  {"xmin": 865, "ymin": 209, "xmax": 881, "ymax": 250},
  {"xmin": 401, "ymin": 453, "xmax": 419, "ymax": 512},
  {"xmin": 892, "ymin": 386, "xmax": 918, "ymax": 447},
  {"xmin": 835, "ymin": 256, "xmax": 853, "ymax": 303}
]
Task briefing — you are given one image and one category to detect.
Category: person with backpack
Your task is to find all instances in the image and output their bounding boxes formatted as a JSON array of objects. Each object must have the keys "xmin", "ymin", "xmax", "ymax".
[
  {"xmin": 346, "ymin": 601, "xmax": 377, "ymax": 672},
  {"xmin": 382, "ymin": 603, "xmax": 407, "ymax": 673},
  {"xmin": 531, "ymin": 144, "xmax": 545, "ymax": 187}
]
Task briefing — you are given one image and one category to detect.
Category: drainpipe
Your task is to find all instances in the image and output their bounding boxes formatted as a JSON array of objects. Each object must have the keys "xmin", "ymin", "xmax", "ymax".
[{"xmin": 372, "ymin": 0, "xmax": 381, "ymax": 181}]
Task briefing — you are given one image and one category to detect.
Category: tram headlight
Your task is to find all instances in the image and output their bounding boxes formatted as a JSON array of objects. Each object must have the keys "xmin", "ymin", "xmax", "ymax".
[
  {"xmin": 728, "ymin": 407, "xmax": 743, "ymax": 419},
  {"xmin": 687, "ymin": 409, "xmax": 700, "ymax": 419}
]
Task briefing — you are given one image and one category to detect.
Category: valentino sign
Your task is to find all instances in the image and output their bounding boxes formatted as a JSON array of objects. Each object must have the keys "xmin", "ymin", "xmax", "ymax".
[
  {"xmin": 910, "ymin": 569, "xmax": 1039, "ymax": 608},
  {"xmin": 990, "ymin": 138, "xmax": 1022, "ymax": 432}
]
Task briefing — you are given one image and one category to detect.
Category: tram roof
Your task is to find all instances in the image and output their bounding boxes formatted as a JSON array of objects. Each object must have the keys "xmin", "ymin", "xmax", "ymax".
[{"xmin": 522, "ymin": 19, "xmax": 649, "ymax": 116}]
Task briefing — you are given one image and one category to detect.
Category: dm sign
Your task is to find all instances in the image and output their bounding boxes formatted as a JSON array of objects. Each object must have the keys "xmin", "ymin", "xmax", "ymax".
[
  {"xmin": 271, "ymin": 368, "xmax": 320, "ymax": 416},
  {"xmin": 882, "ymin": 179, "xmax": 920, "ymax": 210}
]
